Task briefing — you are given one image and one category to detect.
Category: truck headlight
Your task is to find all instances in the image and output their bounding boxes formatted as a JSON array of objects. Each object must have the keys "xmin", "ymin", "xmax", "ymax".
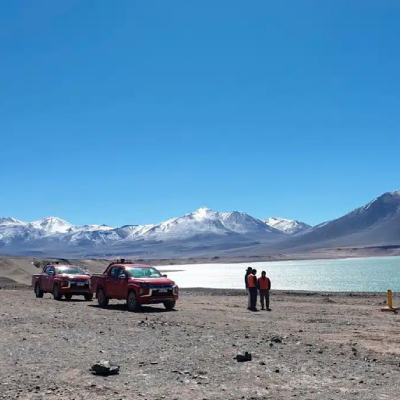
[{"xmin": 172, "ymin": 284, "xmax": 179, "ymax": 295}]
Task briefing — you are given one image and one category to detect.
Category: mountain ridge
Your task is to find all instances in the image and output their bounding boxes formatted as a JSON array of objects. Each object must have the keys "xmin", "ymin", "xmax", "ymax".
[{"xmin": 1, "ymin": 190, "xmax": 400, "ymax": 257}]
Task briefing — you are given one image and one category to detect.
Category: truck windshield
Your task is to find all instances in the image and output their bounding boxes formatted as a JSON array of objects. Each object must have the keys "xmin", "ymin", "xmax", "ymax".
[
  {"xmin": 56, "ymin": 267, "xmax": 85, "ymax": 275},
  {"xmin": 127, "ymin": 267, "xmax": 162, "ymax": 278}
]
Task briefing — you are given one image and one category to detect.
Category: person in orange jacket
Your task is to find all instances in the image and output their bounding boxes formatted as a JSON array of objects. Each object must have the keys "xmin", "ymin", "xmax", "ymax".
[{"xmin": 257, "ymin": 271, "xmax": 271, "ymax": 311}]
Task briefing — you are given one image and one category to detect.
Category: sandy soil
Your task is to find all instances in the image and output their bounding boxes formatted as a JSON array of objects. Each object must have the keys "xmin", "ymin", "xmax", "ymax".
[{"xmin": 1, "ymin": 288, "xmax": 400, "ymax": 399}]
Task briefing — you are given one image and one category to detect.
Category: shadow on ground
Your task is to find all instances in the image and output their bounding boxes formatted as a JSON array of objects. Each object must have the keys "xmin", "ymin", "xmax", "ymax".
[{"xmin": 87, "ymin": 304, "xmax": 177, "ymax": 313}]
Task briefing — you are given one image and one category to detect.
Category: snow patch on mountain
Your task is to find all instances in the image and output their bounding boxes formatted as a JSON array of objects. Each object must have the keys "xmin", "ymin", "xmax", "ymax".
[
  {"xmin": 0, "ymin": 217, "xmax": 26, "ymax": 226},
  {"xmin": 221, "ymin": 211, "xmax": 279, "ymax": 234},
  {"xmin": 31, "ymin": 217, "xmax": 74, "ymax": 234},
  {"xmin": 75, "ymin": 224, "xmax": 114, "ymax": 232},
  {"xmin": 264, "ymin": 217, "xmax": 311, "ymax": 235}
]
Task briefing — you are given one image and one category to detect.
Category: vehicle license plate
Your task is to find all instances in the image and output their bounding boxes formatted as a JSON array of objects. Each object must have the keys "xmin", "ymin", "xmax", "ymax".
[
  {"xmin": 77, "ymin": 282, "xmax": 85, "ymax": 286},
  {"xmin": 159, "ymin": 288, "xmax": 168, "ymax": 292}
]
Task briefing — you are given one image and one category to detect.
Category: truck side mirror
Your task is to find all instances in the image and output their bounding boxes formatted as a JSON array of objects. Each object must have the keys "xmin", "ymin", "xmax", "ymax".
[
  {"xmin": 162, "ymin": 274, "xmax": 167, "ymax": 278},
  {"xmin": 118, "ymin": 273, "xmax": 127, "ymax": 280}
]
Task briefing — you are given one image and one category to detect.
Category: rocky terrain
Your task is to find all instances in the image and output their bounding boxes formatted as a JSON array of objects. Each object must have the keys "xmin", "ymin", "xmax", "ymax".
[{"xmin": 1, "ymin": 288, "xmax": 400, "ymax": 399}]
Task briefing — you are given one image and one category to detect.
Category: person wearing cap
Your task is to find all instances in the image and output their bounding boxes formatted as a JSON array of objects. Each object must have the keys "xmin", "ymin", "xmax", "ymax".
[{"xmin": 244, "ymin": 267, "xmax": 253, "ymax": 309}]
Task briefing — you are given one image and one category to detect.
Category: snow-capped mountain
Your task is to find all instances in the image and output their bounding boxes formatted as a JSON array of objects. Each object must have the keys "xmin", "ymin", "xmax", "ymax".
[
  {"xmin": 264, "ymin": 217, "xmax": 311, "ymax": 235},
  {"xmin": 139, "ymin": 207, "xmax": 282, "ymax": 239},
  {"xmin": 1, "ymin": 191, "xmax": 400, "ymax": 257},
  {"xmin": 31, "ymin": 217, "xmax": 73, "ymax": 234},
  {"xmin": 0, "ymin": 217, "xmax": 26, "ymax": 226},
  {"xmin": 0, "ymin": 207, "xmax": 283, "ymax": 255},
  {"xmin": 0, "ymin": 218, "xmax": 46, "ymax": 245}
]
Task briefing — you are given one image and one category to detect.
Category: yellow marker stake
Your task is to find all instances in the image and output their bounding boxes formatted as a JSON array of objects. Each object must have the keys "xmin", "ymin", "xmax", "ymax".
[
  {"xmin": 381, "ymin": 289, "xmax": 399, "ymax": 312},
  {"xmin": 388, "ymin": 290, "xmax": 393, "ymax": 309}
]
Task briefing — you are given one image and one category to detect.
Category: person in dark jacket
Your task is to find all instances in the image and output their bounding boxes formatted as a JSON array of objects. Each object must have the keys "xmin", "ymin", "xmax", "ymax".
[
  {"xmin": 244, "ymin": 267, "xmax": 252, "ymax": 309},
  {"xmin": 247, "ymin": 269, "xmax": 258, "ymax": 311}
]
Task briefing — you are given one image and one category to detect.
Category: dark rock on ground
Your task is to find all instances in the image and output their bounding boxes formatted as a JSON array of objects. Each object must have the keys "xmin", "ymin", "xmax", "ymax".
[{"xmin": 90, "ymin": 360, "xmax": 120, "ymax": 376}]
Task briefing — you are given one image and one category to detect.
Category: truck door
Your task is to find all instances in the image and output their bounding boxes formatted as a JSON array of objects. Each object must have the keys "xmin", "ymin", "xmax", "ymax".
[
  {"xmin": 47, "ymin": 266, "xmax": 56, "ymax": 291},
  {"xmin": 40, "ymin": 267, "xmax": 50, "ymax": 292},
  {"xmin": 114, "ymin": 267, "xmax": 128, "ymax": 300},
  {"xmin": 42, "ymin": 266, "xmax": 55, "ymax": 292},
  {"xmin": 105, "ymin": 266, "xmax": 120, "ymax": 297}
]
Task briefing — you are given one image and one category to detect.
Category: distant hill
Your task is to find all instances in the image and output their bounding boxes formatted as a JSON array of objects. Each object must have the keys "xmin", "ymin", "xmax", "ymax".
[{"xmin": 234, "ymin": 190, "xmax": 400, "ymax": 255}]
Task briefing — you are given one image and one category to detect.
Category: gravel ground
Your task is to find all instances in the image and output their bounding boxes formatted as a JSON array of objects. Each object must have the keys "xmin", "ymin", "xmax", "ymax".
[{"xmin": 1, "ymin": 289, "xmax": 400, "ymax": 399}]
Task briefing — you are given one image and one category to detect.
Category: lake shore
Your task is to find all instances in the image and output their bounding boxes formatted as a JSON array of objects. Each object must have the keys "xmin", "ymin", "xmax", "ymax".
[
  {"xmin": 1, "ymin": 247, "xmax": 399, "ymax": 287},
  {"xmin": 1, "ymin": 289, "xmax": 399, "ymax": 399}
]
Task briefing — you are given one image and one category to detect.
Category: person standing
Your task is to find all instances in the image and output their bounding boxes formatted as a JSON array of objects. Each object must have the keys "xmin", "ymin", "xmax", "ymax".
[
  {"xmin": 244, "ymin": 267, "xmax": 253, "ymax": 309},
  {"xmin": 258, "ymin": 271, "xmax": 271, "ymax": 311},
  {"xmin": 248, "ymin": 269, "xmax": 258, "ymax": 311}
]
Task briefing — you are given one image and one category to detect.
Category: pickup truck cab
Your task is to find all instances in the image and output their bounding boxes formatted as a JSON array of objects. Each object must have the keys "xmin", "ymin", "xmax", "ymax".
[
  {"xmin": 90, "ymin": 259, "xmax": 179, "ymax": 311},
  {"xmin": 32, "ymin": 262, "xmax": 93, "ymax": 301}
]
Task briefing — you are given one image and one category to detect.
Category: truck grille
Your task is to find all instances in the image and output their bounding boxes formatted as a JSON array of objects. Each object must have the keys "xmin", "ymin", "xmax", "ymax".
[
  {"xmin": 148, "ymin": 284, "xmax": 173, "ymax": 297},
  {"xmin": 69, "ymin": 279, "xmax": 89, "ymax": 289},
  {"xmin": 148, "ymin": 284, "xmax": 173, "ymax": 289}
]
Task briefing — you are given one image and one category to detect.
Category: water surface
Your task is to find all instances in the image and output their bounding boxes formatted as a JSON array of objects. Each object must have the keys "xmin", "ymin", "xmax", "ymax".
[{"xmin": 157, "ymin": 256, "xmax": 400, "ymax": 292}]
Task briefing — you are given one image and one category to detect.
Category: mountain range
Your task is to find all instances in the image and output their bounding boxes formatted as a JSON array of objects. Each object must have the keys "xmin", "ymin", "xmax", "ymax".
[{"xmin": 1, "ymin": 190, "xmax": 400, "ymax": 258}]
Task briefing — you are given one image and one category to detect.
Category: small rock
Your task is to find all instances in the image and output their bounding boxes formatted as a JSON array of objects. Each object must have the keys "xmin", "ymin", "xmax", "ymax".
[
  {"xmin": 259, "ymin": 361, "xmax": 266, "ymax": 366},
  {"xmin": 90, "ymin": 360, "xmax": 120, "ymax": 376},
  {"xmin": 275, "ymin": 369, "xmax": 280, "ymax": 373},
  {"xmin": 236, "ymin": 352, "xmax": 252, "ymax": 362}
]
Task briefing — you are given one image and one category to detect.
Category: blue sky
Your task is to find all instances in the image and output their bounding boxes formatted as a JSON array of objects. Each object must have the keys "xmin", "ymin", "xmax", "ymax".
[{"xmin": 1, "ymin": 0, "xmax": 399, "ymax": 227}]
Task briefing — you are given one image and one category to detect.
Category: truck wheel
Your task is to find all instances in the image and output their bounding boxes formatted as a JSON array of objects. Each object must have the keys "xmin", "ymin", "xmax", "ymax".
[
  {"xmin": 53, "ymin": 284, "xmax": 62, "ymax": 301},
  {"xmin": 35, "ymin": 283, "xmax": 44, "ymax": 298},
  {"xmin": 127, "ymin": 291, "xmax": 140, "ymax": 312},
  {"xmin": 164, "ymin": 300, "xmax": 176, "ymax": 311},
  {"xmin": 84, "ymin": 293, "xmax": 93, "ymax": 301},
  {"xmin": 65, "ymin": 294, "xmax": 73, "ymax": 301},
  {"xmin": 97, "ymin": 288, "xmax": 109, "ymax": 308}
]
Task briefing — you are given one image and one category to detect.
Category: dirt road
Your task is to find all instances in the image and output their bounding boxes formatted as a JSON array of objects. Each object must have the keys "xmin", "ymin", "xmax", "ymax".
[{"xmin": 1, "ymin": 289, "xmax": 400, "ymax": 399}]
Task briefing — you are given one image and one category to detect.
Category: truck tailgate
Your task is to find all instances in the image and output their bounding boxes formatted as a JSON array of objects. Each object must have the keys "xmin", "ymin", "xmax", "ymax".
[
  {"xmin": 90, "ymin": 274, "xmax": 106, "ymax": 293},
  {"xmin": 31, "ymin": 274, "xmax": 41, "ymax": 286}
]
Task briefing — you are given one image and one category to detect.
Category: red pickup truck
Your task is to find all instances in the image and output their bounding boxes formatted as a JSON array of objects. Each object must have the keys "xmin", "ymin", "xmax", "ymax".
[
  {"xmin": 32, "ymin": 263, "xmax": 93, "ymax": 301},
  {"xmin": 90, "ymin": 260, "xmax": 179, "ymax": 311}
]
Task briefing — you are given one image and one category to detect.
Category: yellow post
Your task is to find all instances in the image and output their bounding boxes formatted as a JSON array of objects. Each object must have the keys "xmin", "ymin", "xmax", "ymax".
[
  {"xmin": 381, "ymin": 289, "xmax": 399, "ymax": 312},
  {"xmin": 388, "ymin": 290, "xmax": 393, "ymax": 309}
]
